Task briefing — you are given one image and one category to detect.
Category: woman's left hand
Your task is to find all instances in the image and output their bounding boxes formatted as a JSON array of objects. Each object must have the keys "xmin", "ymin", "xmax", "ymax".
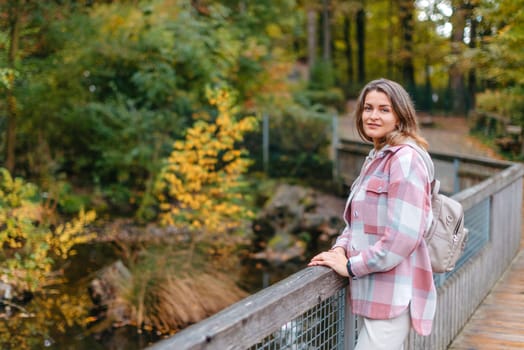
[{"xmin": 308, "ymin": 251, "xmax": 349, "ymax": 277}]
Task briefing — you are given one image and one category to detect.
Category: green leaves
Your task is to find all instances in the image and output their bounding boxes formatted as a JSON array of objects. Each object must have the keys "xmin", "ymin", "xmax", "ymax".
[
  {"xmin": 477, "ymin": 0, "xmax": 524, "ymax": 85},
  {"xmin": 0, "ymin": 68, "xmax": 18, "ymax": 90}
]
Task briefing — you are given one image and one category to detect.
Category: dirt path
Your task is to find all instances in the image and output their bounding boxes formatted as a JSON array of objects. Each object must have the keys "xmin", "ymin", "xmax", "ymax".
[
  {"xmin": 419, "ymin": 115, "xmax": 503, "ymax": 159},
  {"xmin": 338, "ymin": 113, "xmax": 502, "ymax": 159}
]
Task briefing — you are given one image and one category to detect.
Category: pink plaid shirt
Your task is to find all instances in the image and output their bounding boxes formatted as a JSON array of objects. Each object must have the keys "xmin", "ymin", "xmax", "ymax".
[{"xmin": 333, "ymin": 144, "xmax": 436, "ymax": 336}]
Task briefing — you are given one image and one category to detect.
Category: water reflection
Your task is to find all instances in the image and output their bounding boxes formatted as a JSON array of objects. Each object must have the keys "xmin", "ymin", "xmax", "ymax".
[
  {"xmin": 0, "ymin": 291, "xmax": 92, "ymax": 349},
  {"xmin": 0, "ymin": 243, "xmax": 159, "ymax": 350},
  {"xmin": 0, "ymin": 238, "xmax": 329, "ymax": 349}
]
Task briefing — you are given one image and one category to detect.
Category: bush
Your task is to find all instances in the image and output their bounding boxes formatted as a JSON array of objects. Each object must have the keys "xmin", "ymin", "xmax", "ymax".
[
  {"xmin": 474, "ymin": 88, "xmax": 524, "ymax": 157},
  {"xmin": 253, "ymin": 101, "xmax": 334, "ymax": 182},
  {"xmin": 299, "ymin": 88, "xmax": 346, "ymax": 112},
  {"xmin": 0, "ymin": 168, "xmax": 96, "ymax": 294},
  {"xmin": 308, "ymin": 59, "xmax": 335, "ymax": 90},
  {"xmin": 155, "ymin": 87, "xmax": 257, "ymax": 256},
  {"xmin": 476, "ymin": 88, "xmax": 524, "ymax": 123}
]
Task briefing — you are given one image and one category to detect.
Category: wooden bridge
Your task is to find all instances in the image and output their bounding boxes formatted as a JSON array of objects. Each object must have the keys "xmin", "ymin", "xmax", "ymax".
[
  {"xmin": 147, "ymin": 140, "xmax": 524, "ymax": 350},
  {"xmin": 448, "ymin": 203, "xmax": 524, "ymax": 349}
]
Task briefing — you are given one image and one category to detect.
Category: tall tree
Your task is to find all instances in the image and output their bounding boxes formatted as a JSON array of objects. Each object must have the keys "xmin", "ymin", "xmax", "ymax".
[
  {"xmin": 449, "ymin": 0, "xmax": 467, "ymax": 115},
  {"xmin": 466, "ymin": 0, "xmax": 478, "ymax": 109},
  {"xmin": 356, "ymin": 0, "xmax": 366, "ymax": 84},
  {"xmin": 1, "ymin": 0, "xmax": 71, "ymax": 175},
  {"xmin": 386, "ymin": 0, "xmax": 394, "ymax": 78},
  {"xmin": 307, "ymin": 5, "xmax": 317, "ymax": 70},
  {"xmin": 399, "ymin": 0, "xmax": 415, "ymax": 89},
  {"xmin": 321, "ymin": 0, "xmax": 331, "ymax": 61},
  {"xmin": 4, "ymin": 0, "xmax": 23, "ymax": 173},
  {"xmin": 343, "ymin": 14, "xmax": 353, "ymax": 84},
  {"xmin": 335, "ymin": 0, "xmax": 361, "ymax": 91}
]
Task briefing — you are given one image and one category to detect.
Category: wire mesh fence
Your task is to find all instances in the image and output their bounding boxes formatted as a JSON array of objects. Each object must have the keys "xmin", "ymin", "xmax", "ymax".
[{"xmin": 248, "ymin": 289, "xmax": 346, "ymax": 350}]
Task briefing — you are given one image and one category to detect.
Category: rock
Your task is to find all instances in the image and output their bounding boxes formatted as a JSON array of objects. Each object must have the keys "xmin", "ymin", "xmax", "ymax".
[
  {"xmin": 88, "ymin": 260, "xmax": 133, "ymax": 328},
  {"xmin": 0, "ymin": 282, "xmax": 12, "ymax": 300},
  {"xmin": 251, "ymin": 183, "xmax": 345, "ymax": 265},
  {"xmin": 251, "ymin": 239, "xmax": 307, "ymax": 265}
]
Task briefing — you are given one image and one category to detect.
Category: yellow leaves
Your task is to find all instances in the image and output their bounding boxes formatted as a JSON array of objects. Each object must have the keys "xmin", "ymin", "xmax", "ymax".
[
  {"xmin": 238, "ymin": 116, "xmax": 258, "ymax": 132},
  {"xmin": 52, "ymin": 209, "xmax": 97, "ymax": 259},
  {"xmin": 0, "ymin": 290, "xmax": 92, "ymax": 349},
  {"xmin": 156, "ymin": 87, "xmax": 256, "ymax": 241},
  {"xmin": 95, "ymin": 5, "xmax": 144, "ymax": 39},
  {"xmin": 0, "ymin": 168, "xmax": 97, "ymax": 293},
  {"xmin": 265, "ymin": 23, "xmax": 283, "ymax": 39}
]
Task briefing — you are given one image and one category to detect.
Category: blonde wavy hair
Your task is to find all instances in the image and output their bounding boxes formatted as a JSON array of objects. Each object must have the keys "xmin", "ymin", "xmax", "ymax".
[{"xmin": 355, "ymin": 78, "xmax": 428, "ymax": 150}]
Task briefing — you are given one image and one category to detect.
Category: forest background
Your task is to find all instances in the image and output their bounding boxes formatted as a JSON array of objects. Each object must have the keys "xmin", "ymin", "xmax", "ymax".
[{"xmin": 1, "ymin": 0, "xmax": 524, "ymax": 349}]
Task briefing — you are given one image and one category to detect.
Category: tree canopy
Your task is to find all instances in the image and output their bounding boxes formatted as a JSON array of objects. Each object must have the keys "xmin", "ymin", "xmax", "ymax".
[{"xmin": 2, "ymin": 0, "xmax": 521, "ymax": 202}]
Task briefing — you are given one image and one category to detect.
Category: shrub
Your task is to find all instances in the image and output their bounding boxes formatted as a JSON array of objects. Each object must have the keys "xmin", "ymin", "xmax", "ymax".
[
  {"xmin": 308, "ymin": 59, "xmax": 335, "ymax": 90},
  {"xmin": 299, "ymin": 88, "xmax": 346, "ymax": 112},
  {"xmin": 263, "ymin": 102, "xmax": 333, "ymax": 181},
  {"xmin": 155, "ymin": 87, "xmax": 257, "ymax": 263},
  {"xmin": 474, "ymin": 88, "xmax": 524, "ymax": 157},
  {"xmin": 0, "ymin": 168, "xmax": 96, "ymax": 294},
  {"xmin": 476, "ymin": 88, "xmax": 524, "ymax": 124}
]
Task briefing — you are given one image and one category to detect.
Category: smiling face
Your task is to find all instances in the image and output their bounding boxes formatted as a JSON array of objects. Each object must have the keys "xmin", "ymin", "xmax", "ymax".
[{"xmin": 362, "ymin": 90, "xmax": 399, "ymax": 148}]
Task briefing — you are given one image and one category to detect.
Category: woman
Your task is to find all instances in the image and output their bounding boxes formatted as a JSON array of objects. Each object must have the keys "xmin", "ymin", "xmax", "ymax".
[{"xmin": 308, "ymin": 78, "xmax": 436, "ymax": 349}]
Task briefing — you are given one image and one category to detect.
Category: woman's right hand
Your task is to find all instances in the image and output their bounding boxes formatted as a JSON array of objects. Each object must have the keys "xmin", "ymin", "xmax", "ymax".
[
  {"xmin": 308, "ymin": 247, "xmax": 349, "ymax": 277},
  {"xmin": 329, "ymin": 246, "xmax": 346, "ymax": 257}
]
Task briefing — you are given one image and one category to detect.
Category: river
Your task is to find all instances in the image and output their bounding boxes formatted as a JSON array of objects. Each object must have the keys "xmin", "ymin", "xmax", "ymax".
[{"xmin": 1, "ymin": 240, "xmax": 317, "ymax": 349}]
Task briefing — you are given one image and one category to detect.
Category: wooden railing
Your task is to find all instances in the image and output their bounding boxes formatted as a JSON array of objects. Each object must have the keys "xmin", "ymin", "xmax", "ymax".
[
  {"xmin": 148, "ymin": 143, "xmax": 524, "ymax": 350},
  {"xmin": 147, "ymin": 267, "xmax": 349, "ymax": 349}
]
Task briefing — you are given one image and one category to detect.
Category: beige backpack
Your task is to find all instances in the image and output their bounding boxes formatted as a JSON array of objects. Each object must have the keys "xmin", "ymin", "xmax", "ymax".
[{"xmin": 407, "ymin": 143, "xmax": 469, "ymax": 273}]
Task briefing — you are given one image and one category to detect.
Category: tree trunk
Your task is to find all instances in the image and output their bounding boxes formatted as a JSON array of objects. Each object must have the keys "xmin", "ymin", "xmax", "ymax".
[
  {"xmin": 322, "ymin": 0, "xmax": 331, "ymax": 61},
  {"xmin": 356, "ymin": 1, "xmax": 365, "ymax": 84},
  {"xmin": 343, "ymin": 15, "xmax": 353, "ymax": 85},
  {"xmin": 307, "ymin": 8, "xmax": 317, "ymax": 73},
  {"xmin": 467, "ymin": 3, "xmax": 477, "ymax": 111},
  {"xmin": 386, "ymin": 0, "xmax": 394, "ymax": 79},
  {"xmin": 424, "ymin": 61, "xmax": 433, "ymax": 112},
  {"xmin": 6, "ymin": 0, "xmax": 21, "ymax": 173},
  {"xmin": 399, "ymin": 0, "xmax": 415, "ymax": 90},
  {"xmin": 449, "ymin": 1, "xmax": 467, "ymax": 115}
]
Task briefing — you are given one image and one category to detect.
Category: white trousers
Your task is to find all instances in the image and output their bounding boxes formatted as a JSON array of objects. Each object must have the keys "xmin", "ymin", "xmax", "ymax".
[{"xmin": 353, "ymin": 308, "xmax": 411, "ymax": 350}]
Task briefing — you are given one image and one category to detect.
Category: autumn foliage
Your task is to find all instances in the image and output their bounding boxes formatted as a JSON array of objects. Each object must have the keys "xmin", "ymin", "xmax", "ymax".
[
  {"xmin": 101, "ymin": 87, "xmax": 259, "ymax": 333},
  {"xmin": 0, "ymin": 168, "xmax": 96, "ymax": 294},
  {"xmin": 155, "ymin": 87, "xmax": 257, "ymax": 242}
]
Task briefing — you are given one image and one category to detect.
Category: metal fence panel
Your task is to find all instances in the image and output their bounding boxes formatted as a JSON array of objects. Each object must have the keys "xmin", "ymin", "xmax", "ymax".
[{"xmin": 248, "ymin": 289, "xmax": 346, "ymax": 350}]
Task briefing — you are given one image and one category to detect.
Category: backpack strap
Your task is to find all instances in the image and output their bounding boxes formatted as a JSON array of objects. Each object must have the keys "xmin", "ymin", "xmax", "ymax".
[
  {"xmin": 403, "ymin": 141, "xmax": 435, "ymax": 184},
  {"xmin": 404, "ymin": 142, "xmax": 442, "ymax": 239},
  {"xmin": 431, "ymin": 178, "xmax": 440, "ymax": 196}
]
